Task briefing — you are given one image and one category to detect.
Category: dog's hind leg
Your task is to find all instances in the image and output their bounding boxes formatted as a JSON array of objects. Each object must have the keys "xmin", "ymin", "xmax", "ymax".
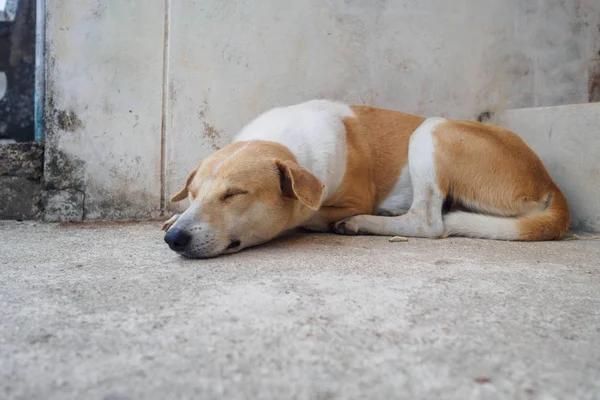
[{"xmin": 334, "ymin": 118, "xmax": 446, "ymax": 238}]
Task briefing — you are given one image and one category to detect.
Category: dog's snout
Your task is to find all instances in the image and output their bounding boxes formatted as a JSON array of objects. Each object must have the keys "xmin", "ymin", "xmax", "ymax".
[{"xmin": 164, "ymin": 228, "xmax": 191, "ymax": 252}]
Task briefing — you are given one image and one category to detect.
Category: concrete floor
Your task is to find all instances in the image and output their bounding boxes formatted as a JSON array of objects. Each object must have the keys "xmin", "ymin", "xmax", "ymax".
[{"xmin": 1, "ymin": 221, "xmax": 599, "ymax": 400}]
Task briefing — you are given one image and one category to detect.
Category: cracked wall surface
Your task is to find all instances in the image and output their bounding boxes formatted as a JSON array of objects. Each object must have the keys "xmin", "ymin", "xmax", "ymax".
[
  {"xmin": 0, "ymin": 142, "xmax": 43, "ymax": 219},
  {"xmin": 43, "ymin": 0, "xmax": 600, "ymax": 221}
]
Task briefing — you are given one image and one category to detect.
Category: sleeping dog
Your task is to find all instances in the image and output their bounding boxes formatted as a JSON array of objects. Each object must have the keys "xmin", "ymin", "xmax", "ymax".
[{"xmin": 162, "ymin": 100, "xmax": 570, "ymax": 258}]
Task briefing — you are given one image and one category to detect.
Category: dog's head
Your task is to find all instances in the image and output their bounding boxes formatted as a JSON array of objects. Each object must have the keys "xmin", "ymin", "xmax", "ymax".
[{"xmin": 164, "ymin": 141, "xmax": 324, "ymax": 258}]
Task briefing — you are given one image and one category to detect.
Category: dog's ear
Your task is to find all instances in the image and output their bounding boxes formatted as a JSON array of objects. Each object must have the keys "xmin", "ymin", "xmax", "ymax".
[
  {"xmin": 275, "ymin": 159, "xmax": 325, "ymax": 211},
  {"xmin": 170, "ymin": 165, "xmax": 199, "ymax": 203}
]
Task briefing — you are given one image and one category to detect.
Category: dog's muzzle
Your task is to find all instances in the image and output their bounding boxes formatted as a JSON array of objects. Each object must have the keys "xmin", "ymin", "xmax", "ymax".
[{"xmin": 164, "ymin": 228, "xmax": 191, "ymax": 252}]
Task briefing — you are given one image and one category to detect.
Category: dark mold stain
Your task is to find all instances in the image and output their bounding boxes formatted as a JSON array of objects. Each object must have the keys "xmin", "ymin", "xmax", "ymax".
[
  {"xmin": 56, "ymin": 110, "xmax": 84, "ymax": 132},
  {"xmin": 91, "ymin": 3, "xmax": 107, "ymax": 20},
  {"xmin": 197, "ymin": 95, "xmax": 222, "ymax": 150},
  {"xmin": 44, "ymin": 77, "xmax": 86, "ymax": 192},
  {"xmin": 0, "ymin": 175, "xmax": 42, "ymax": 219},
  {"xmin": 40, "ymin": 41, "xmax": 89, "ymax": 221},
  {"xmin": 0, "ymin": 142, "xmax": 43, "ymax": 179},
  {"xmin": 43, "ymin": 149, "xmax": 85, "ymax": 191},
  {"xmin": 203, "ymin": 122, "xmax": 220, "ymax": 140},
  {"xmin": 0, "ymin": 143, "xmax": 44, "ymax": 219},
  {"xmin": 42, "ymin": 188, "xmax": 85, "ymax": 222},
  {"xmin": 85, "ymin": 178, "xmax": 161, "ymax": 221},
  {"xmin": 198, "ymin": 98, "xmax": 209, "ymax": 119},
  {"xmin": 203, "ymin": 122, "xmax": 222, "ymax": 150},
  {"xmin": 476, "ymin": 111, "xmax": 493, "ymax": 123}
]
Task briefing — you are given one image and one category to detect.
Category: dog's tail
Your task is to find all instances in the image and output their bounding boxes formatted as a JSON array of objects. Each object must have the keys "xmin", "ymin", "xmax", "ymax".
[{"xmin": 442, "ymin": 189, "xmax": 570, "ymax": 241}]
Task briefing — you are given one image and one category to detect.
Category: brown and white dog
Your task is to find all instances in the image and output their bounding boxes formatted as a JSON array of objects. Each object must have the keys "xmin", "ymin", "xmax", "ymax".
[{"xmin": 163, "ymin": 100, "xmax": 570, "ymax": 258}]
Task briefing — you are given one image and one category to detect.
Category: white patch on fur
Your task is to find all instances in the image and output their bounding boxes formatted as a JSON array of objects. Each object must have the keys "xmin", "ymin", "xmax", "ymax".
[
  {"xmin": 443, "ymin": 212, "xmax": 520, "ymax": 240},
  {"xmin": 408, "ymin": 118, "xmax": 444, "ymax": 189},
  {"xmin": 234, "ymin": 100, "xmax": 354, "ymax": 201},
  {"xmin": 378, "ymin": 165, "xmax": 412, "ymax": 213},
  {"xmin": 212, "ymin": 141, "xmax": 252, "ymax": 176},
  {"xmin": 405, "ymin": 117, "xmax": 446, "ymax": 236}
]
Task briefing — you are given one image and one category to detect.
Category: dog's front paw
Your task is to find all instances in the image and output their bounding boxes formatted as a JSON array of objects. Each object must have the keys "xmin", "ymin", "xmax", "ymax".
[
  {"xmin": 333, "ymin": 217, "xmax": 360, "ymax": 235},
  {"xmin": 161, "ymin": 214, "xmax": 180, "ymax": 231}
]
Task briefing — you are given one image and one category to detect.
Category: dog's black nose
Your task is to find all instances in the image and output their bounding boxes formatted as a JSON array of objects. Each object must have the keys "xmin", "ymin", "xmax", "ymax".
[{"xmin": 164, "ymin": 228, "xmax": 191, "ymax": 252}]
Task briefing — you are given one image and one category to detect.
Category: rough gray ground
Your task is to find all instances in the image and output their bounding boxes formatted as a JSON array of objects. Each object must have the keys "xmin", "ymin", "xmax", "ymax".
[{"xmin": 1, "ymin": 221, "xmax": 599, "ymax": 400}]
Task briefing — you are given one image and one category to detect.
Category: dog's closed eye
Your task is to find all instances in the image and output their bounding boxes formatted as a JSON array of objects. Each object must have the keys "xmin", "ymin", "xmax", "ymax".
[{"xmin": 222, "ymin": 189, "xmax": 248, "ymax": 201}]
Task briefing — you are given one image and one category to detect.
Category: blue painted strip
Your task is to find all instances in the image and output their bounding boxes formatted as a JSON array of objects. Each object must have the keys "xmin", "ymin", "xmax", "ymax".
[{"xmin": 34, "ymin": 0, "xmax": 45, "ymax": 142}]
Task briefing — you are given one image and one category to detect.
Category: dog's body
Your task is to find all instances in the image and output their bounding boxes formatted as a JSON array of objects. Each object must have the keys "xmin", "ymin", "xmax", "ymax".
[{"xmin": 164, "ymin": 100, "xmax": 570, "ymax": 258}]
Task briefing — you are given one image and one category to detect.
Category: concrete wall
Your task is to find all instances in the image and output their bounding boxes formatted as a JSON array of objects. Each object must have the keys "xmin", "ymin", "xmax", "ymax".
[
  {"xmin": 44, "ymin": 0, "xmax": 165, "ymax": 220},
  {"xmin": 43, "ymin": 0, "xmax": 600, "ymax": 221},
  {"xmin": 491, "ymin": 104, "xmax": 600, "ymax": 233}
]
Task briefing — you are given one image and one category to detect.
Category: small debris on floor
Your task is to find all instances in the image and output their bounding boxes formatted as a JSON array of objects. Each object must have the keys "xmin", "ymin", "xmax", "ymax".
[
  {"xmin": 564, "ymin": 233, "xmax": 600, "ymax": 241},
  {"xmin": 389, "ymin": 236, "xmax": 409, "ymax": 242}
]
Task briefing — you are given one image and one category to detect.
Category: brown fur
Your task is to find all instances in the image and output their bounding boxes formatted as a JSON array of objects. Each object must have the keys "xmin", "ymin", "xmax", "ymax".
[
  {"xmin": 433, "ymin": 120, "xmax": 570, "ymax": 240},
  {"xmin": 169, "ymin": 140, "xmax": 324, "ymax": 254},
  {"xmin": 305, "ymin": 106, "xmax": 425, "ymax": 229},
  {"xmin": 276, "ymin": 159, "xmax": 325, "ymax": 211}
]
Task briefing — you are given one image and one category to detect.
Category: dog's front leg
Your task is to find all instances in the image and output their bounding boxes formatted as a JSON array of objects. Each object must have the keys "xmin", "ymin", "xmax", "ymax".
[
  {"xmin": 333, "ymin": 209, "xmax": 444, "ymax": 238},
  {"xmin": 301, "ymin": 205, "xmax": 368, "ymax": 232},
  {"xmin": 333, "ymin": 165, "xmax": 444, "ymax": 238},
  {"xmin": 161, "ymin": 214, "xmax": 181, "ymax": 231},
  {"xmin": 334, "ymin": 117, "xmax": 447, "ymax": 238}
]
